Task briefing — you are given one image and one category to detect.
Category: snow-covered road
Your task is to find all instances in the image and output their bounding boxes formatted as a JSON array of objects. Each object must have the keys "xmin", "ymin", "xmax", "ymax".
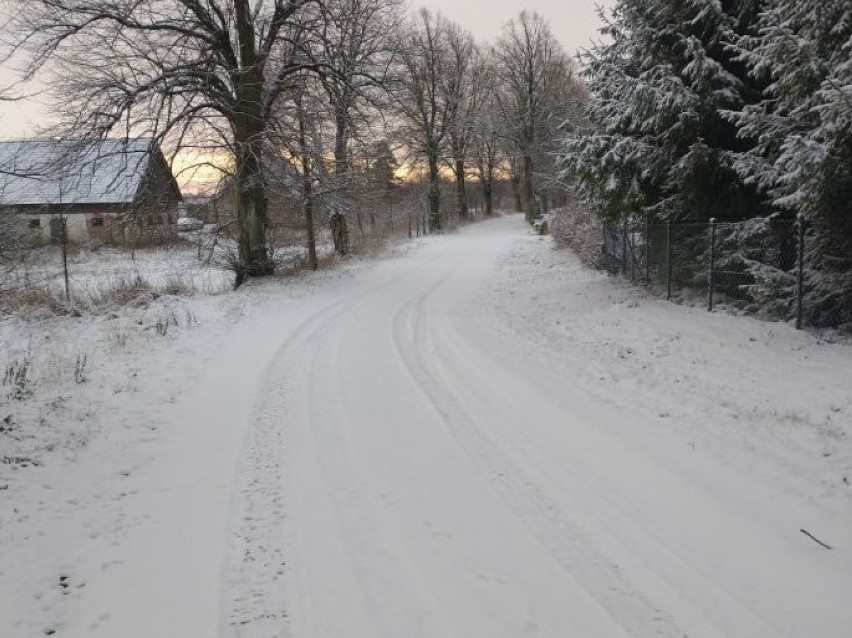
[
  {"xmin": 225, "ymin": 215, "xmax": 852, "ymax": 637},
  {"xmin": 3, "ymin": 214, "xmax": 851, "ymax": 637}
]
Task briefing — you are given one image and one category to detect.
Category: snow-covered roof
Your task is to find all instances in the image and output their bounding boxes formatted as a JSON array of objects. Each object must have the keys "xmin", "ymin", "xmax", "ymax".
[
  {"xmin": 0, "ymin": 138, "xmax": 154, "ymax": 207},
  {"xmin": 211, "ymin": 155, "xmax": 301, "ymax": 204}
]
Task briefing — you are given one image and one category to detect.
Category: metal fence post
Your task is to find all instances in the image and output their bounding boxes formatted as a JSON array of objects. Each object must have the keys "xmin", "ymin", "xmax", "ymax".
[
  {"xmin": 708, "ymin": 218, "xmax": 717, "ymax": 312},
  {"xmin": 796, "ymin": 213, "xmax": 805, "ymax": 329},
  {"xmin": 621, "ymin": 218, "xmax": 628, "ymax": 276},
  {"xmin": 666, "ymin": 221, "xmax": 672, "ymax": 300},
  {"xmin": 630, "ymin": 224, "xmax": 636, "ymax": 281},
  {"xmin": 644, "ymin": 213, "xmax": 650, "ymax": 287}
]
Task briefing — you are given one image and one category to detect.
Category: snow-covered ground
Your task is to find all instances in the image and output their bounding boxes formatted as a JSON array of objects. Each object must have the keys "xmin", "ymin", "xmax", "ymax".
[
  {"xmin": 1, "ymin": 242, "xmax": 231, "ymax": 300},
  {"xmin": 0, "ymin": 235, "xmax": 334, "ymax": 305},
  {"xmin": 1, "ymin": 214, "xmax": 850, "ymax": 637}
]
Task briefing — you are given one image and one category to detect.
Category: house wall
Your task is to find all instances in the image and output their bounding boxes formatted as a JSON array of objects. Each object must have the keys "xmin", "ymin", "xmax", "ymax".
[
  {"xmin": 3, "ymin": 205, "xmax": 178, "ymax": 247},
  {"xmin": 5, "ymin": 205, "xmax": 132, "ymax": 244},
  {"xmin": 38, "ymin": 211, "xmax": 89, "ymax": 242},
  {"xmin": 133, "ymin": 147, "xmax": 182, "ymax": 228}
]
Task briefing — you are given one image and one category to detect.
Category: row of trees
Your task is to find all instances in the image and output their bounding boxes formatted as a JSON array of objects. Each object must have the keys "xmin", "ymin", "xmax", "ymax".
[
  {"xmin": 2, "ymin": 1, "xmax": 583, "ymax": 284},
  {"xmin": 562, "ymin": 0, "xmax": 852, "ymax": 325},
  {"xmin": 395, "ymin": 9, "xmax": 583, "ymax": 229}
]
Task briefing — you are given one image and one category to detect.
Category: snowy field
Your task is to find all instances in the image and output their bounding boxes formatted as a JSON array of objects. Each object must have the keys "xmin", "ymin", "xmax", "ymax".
[
  {"xmin": 1, "ymin": 242, "xmax": 229, "ymax": 301},
  {"xmin": 1, "ymin": 213, "xmax": 850, "ymax": 637},
  {"xmin": 0, "ymin": 235, "xmax": 336, "ymax": 307}
]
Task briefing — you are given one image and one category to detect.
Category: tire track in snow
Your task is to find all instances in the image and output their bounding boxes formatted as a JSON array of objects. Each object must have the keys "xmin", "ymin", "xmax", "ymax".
[
  {"xmin": 420, "ymin": 310, "xmax": 803, "ymax": 638},
  {"xmin": 223, "ymin": 215, "xmax": 830, "ymax": 638},
  {"xmin": 389, "ymin": 270, "xmax": 689, "ymax": 638},
  {"xmin": 387, "ymin": 236, "xmax": 802, "ymax": 636},
  {"xmin": 239, "ymin": 224, "xmax": 633, "ymax": 637},
  {"xmin": 220, "ymin": 244, "xmax": 459, "ymax": 637}
]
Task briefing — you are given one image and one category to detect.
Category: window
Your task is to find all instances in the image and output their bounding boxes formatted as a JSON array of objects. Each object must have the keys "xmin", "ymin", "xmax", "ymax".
[
  {"xmin": 90, "ymin": 217, "xmax": 104, "ymax": 227},
  {"xmin": 28, "ymin": 219, "xmax": 41, "ymax": 229}
]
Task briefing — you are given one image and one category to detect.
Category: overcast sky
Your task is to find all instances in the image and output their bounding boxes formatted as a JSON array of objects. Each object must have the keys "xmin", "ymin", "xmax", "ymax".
[
  {"xmin": 421, "ymin": 0, "xmax": 610, "ymax": 53},
  {"xmin": 0, "ymin": 0, "xmax": 611, "ymax": 140}
]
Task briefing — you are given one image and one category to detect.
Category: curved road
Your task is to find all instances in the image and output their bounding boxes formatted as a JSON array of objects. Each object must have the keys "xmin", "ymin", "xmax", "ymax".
[{"xmin": 223, "ymin": 215, "xmax": 852, "ymax": 637}]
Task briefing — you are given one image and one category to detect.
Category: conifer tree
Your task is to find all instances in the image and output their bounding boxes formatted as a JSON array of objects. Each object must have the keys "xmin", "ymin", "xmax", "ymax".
[
  {"xmin": 563, "ymin": 0, "xmax": 764, "ymax": 223},
  {"xmin": 731, "ymin": 0, "xmax": 852, "ymax": 326}
]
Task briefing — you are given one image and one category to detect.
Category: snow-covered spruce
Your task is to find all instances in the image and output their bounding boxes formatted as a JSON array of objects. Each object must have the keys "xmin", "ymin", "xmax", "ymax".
[
  {"xmin": 561, "ymin": 0, "xmax": 765, "ymax": 224},
  {"xmin": 728, "ymin": 0, "xmax": 852, "ymax": 327}
]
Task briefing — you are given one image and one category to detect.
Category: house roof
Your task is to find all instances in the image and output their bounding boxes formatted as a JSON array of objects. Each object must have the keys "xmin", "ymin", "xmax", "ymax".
[
  {"xmin": 264, "ymin": 156, "xmax": 302, "ymax": 195},
  {"xmin": 0, "ymin": 137, "xmax": 155, "ymax": 207}
]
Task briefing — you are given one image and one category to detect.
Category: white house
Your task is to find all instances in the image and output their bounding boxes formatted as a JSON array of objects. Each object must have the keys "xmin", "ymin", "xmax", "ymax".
[{"xmin": 0, "ymin": 137, "xmax": 183, "ymax": 243}]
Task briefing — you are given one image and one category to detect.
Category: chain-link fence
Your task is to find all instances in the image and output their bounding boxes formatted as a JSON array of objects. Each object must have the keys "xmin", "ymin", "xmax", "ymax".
[{"xmin": 603, "ymin": 215, "xmax": 852, "ymax": 330}]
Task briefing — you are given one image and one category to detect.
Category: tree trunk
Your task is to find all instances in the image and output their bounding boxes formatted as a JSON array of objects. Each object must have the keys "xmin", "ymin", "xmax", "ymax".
[
  {"xmin": 330, "ymin": 211, "xmax": 350, "ymax": 255},
  {"xmin": 484, "ymin": 164, "xmax": 494, "ymax": 215},
  {"xmin": 297, "ymin": 96, "xmax": 318, "ymax": 271},
  {"xmin": 304, "ymin": 184, "xmax": 317, "ymax": 270},
  {"xmin": 510, "ymin": 168, "xmax": 522, "ymax": 212},
  {"xmin": 454, "ymin": 157, "xmax": 469, "ymax": 220},
  {"xmin": 427, "ymin": 152, "xmax": 442, "ymax": 232},
  {"xmin": 234, "ymin": 134, "xmax": 273, "ymax": 286},
  {"xmin": 355, "ymin": 207, "xmax": 365, "ymax": 237},
  {"xmin": 232, "ymin": 7, "xmax": 272, "ymax": 285},
  {"xmin": 451, "ymin": 135, "xmax": 468, "ymax": 221},
  {"xmin": 334, "ymin": 114, "xmax": 348, "ymax": 174},
  {"xmin": 332, "ymin": 111, "xmax": 352, "ymax": 255},
  {"xmin": 522, "ymin": 152, "xmax": 538, "ymax": 223}
]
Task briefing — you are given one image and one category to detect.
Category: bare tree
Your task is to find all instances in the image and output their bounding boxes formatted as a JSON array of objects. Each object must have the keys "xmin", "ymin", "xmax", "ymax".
[
  {"xmin": 395, "ymin": 9, "xmax": 453, "ymax": 232},
  {"xmin": 471, "ymin": 65, "xmax": 503, "ymax": 215},
  {"xmin": 441, "ymin": 23, "xmax": 481, "ymax": 221},
  {"xmin": 315, "ymin": 0, "xmax": 401, "ymax": 254},
  {"xmin": 4, "ymin": 0, "xmax": 325, "ymax": 285},
  {"xmin": 294, "ymin": 83, "xmax": 320, "ymax": 271},
  {"xmin": 495, "ymin": 11, "xmax": 576, "ymax": 223}
]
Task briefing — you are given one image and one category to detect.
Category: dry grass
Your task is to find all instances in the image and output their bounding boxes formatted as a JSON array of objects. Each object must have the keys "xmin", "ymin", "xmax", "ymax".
[
  {"xmin": 350, "ymin": 224, "xmax": 422, "ymax": 259},
  {"xmin": 0, "ymin": 287, "xmax": 75, "ymax": 316},
  {"xmin": 0, "ymin": 273, "xmax": 200, "ymax": 317}
]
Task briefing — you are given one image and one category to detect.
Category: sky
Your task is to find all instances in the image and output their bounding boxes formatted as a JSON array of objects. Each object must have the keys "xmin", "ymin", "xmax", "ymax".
[
  {"xmin": 0, "ymin": 1, "xmax": 610, "ymax": 139},
  {"xmin": 421, "ymin": 0, "xmax": 610, "ymax": 54},
  {"xmin": 0, "ymin": 0, "xmax": 611, "ymax": 192}
]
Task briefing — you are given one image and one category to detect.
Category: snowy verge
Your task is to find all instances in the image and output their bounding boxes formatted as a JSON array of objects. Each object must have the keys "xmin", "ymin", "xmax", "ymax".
[
  {"xmin": 477, "ymin": 232, "xmax": 852, "ymax": 513},
  {"xmin": 0, "ymin": 239, "xmax": 424, "ymax": 637}
]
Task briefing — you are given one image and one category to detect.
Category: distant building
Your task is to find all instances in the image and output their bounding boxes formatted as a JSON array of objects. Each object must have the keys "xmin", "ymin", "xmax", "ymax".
[
  {"xmin": 182, "ymin": 194, "xmax": 213, "ymax": 224},
  {"xmin": 208, "ymin": 157, "xmax": 302, "ymax": 234},
  {"xmin": 0, "ymin": 137, "xmax": 182, "ymax": 243}
]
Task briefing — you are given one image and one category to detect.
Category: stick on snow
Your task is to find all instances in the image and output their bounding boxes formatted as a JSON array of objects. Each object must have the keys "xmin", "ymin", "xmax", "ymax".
[{"xmin": 800, "ymin": 528, "xmax": 833, "ymax": 550}]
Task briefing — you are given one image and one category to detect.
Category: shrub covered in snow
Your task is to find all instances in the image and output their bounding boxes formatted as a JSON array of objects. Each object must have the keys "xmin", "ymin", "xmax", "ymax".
[{"xmin": 550, "ymin": 199, "xmax": 604, "ymax": 269}]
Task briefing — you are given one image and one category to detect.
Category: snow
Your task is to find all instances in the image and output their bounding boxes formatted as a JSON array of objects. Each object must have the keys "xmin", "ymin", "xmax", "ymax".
[
  {"xmin": 2, "ymin": 214, "xmax": 851, "ymax": 637},
  {"xmin": 177, "ymin": 217, "xmax": 204, "ymax": 232},
  {"xmin": 0, "ymin": 239, "xmax": 333, "ymax": 301},
  {"xmin": 0, "ymin": 138, "xmax": 152, "ymax": 206}
]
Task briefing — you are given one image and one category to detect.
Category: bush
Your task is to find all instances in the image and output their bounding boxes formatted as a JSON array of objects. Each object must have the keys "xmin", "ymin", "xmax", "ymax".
[{"xmin": 550, "ymin": 198, "xmax": 604, "ymax": 269}]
